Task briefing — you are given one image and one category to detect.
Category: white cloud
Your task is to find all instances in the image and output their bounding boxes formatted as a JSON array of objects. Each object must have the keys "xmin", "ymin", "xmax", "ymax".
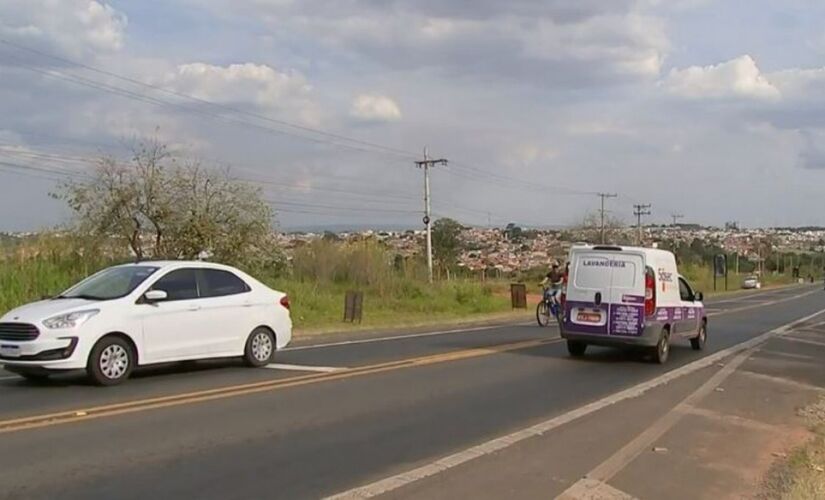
[
  {"xmin": 159, "ymin": 62, "xmax": 322, "ymax": 126},
  {"xmin": 0, "ymin": 0, "xmax": 127, "ymax": 60},
  {"xmin": 769, "ymin": 67, "xmax": 825, "ymax": 100},
  {"xmin": 350, "ymin": 94, "xmax": 402, "ymax": 123},
  {"xmin": 662, "ymin": 55, "xmax": 781, "ymax": 100},
  {"xmin": 200, "ymin": 0, "xmax": 670, "ymax": 86}
]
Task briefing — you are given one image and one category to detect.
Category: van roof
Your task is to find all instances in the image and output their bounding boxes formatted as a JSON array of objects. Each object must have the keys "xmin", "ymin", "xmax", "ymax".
[{"xmin": 570, "ymin": 244, "xmax": 676, "ymax": 259}]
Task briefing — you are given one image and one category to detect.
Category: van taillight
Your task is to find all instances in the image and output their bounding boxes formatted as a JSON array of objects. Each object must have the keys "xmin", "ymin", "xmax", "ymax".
[
  {"xmin": 279, "ymin": 295, "xmax": 290, "ymax": 310},
  {"xmin": 560, "ymin": 269, "xmax": 569, "ymax": 307},
  {"xmin": 644, "ymin": 269, "xmax": 655, "ymax": 316}
]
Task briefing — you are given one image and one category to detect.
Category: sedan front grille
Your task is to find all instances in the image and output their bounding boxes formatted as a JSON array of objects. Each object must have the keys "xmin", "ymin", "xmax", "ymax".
[{"xmin": 0, "ymin": 322, "xmax": 40, "ymax": 341}]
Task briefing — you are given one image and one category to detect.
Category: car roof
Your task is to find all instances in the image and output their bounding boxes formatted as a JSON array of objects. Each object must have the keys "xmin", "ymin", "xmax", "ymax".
[
  {"xmin": 114, "ymin": 260, "xmax": 240, "ymax": 272},
  {"xmin": 570, "ymin": 244, "xmax": 676, "ymax": 259}
]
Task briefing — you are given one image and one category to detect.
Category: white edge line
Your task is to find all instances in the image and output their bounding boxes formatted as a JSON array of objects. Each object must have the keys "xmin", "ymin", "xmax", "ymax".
[
  {"xmin": 0, "ymin": 376, "xmax": 19, "ymax": 381},
  {"xmin": 265, "ymin": 363, "xmax": 346, "ymax": 373},
  {"xmin": 324, "ymin": 306, "xmax": 825, "ymax": 500},
  {"xmin": 283, "ymin": 322, "xmax": 536, "ymax": 352},
  {"xmin": 293, "ymin": 287, "xmax": 814, "ymax": 353}
]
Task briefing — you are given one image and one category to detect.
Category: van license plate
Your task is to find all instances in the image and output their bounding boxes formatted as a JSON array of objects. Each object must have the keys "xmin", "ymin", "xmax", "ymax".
[{"xmin": 576, "ymin": 312, "xmax": 601, "ymax": 323}]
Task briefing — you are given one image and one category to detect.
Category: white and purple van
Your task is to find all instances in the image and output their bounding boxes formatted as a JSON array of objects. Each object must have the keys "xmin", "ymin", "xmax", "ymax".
[{"xmin": 561, "ymin": 245, "xmax": 707, "ymax": 363}]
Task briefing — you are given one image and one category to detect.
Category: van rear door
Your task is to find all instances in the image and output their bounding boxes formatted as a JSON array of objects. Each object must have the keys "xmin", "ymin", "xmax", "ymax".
[
  {"xmin": 566, "ymin": 249, "xmax": 645, "ymax": 336},
  {"xmin": 605, "ymin": 252, "xmax": 645, "ymax": 336}
]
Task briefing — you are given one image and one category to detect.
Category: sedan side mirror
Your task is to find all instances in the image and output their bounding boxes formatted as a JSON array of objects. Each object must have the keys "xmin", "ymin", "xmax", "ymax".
[
  {"xmin": 694, "ymin": 291, "xmax": 704, "ymax": 302},
  {"xmin": 143, "ymin": 289, "xmax": 168, "ymax": 303}
]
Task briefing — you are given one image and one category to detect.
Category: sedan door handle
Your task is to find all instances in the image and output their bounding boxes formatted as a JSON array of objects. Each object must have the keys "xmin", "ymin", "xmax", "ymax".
[{"xmin": 187, "ymin": 305, "xmax": 201, "ymax": 312}]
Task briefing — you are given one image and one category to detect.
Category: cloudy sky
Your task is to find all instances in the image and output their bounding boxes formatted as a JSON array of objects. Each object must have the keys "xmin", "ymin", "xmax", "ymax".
[{"xmin": 1, "ymin": 0, "xmax": 825, "ymax": 231}]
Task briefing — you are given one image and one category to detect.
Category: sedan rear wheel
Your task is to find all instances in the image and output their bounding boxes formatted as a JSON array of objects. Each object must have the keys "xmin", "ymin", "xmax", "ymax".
[{"xmin": 244, "ymin": 327, "xmax": 276, "ymax": 367}]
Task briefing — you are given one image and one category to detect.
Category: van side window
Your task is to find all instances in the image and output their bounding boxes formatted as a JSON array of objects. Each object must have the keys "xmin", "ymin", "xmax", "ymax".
[{"xmin": 678, "ymin": 278, "xmax": 694, "ymax": 301}]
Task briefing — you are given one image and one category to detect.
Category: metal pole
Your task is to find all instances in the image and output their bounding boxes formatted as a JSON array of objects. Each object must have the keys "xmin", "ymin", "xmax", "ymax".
[
  {"xmin": 597, "ymin": 193, "xmax": 617, "ymax": 244},
  {"xmin": 415, "ymin": 149, "xmax": 447, "ymax": 285},
  {"xmin": 424, "ymin": 148, "xmax": 433, "ymax": 284},
  {"xmin": 725, "ymin": 254, "xmax": 728, "ymax": 291},
  {"xmin": 633, "ymin": 204, "xmax": 651, "ymax": 246}
]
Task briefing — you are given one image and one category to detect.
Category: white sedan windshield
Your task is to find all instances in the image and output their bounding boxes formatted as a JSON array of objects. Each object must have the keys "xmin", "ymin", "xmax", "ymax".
[{"xmin": 59, "ymin": 266, "xmax": 159, "ymax": 300}]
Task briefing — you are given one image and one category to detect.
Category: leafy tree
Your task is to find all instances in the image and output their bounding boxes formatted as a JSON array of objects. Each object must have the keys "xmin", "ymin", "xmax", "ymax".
[
  {"xmin": 504, "ymin": 222, "xmax": 524, "ymax": 242},
  {"xmin": 432, "ymin": 218, "xmax": 463, "ymax": 277}
]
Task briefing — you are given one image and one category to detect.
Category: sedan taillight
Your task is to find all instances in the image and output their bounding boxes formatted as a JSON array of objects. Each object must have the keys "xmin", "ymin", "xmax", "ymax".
[{"xmin": 279, "ymin": 295, "xmax": 290, "ymax": 310}]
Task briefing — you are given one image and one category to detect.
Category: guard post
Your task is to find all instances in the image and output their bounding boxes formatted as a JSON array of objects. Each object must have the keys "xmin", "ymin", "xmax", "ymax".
[
  {"xmin": 343, "ymin": 290, "xmax": 364, "ymax": 323},
  {"xmin": 510, "ymin": 283, "xmax": 527, "ymax": 309}
]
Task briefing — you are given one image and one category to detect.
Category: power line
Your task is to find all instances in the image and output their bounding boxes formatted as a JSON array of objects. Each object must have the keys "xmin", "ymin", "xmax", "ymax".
[
  {"xmin": 0, "ymin": 39, "xmax": 420, "ymax": 161},
  {"xmin": 1, "ymin": 40, "xmax": 609, "ymax": 202},
  {"xmin": 671, "ymin": 213, "xmax": 684, "ymax": 226},
  {"xmin": 2, "ymin": 53, "xmax": 407, "ymax": 160}
]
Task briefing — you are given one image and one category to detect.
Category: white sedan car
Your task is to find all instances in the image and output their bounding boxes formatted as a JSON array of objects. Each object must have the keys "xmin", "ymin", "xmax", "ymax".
[
  {"xmin": 742, "ymin": 276, "xmax": 761, "ymax": 289},
  {"xmin": 0, "ymin": 261, "xmax": 292, "ymax": 385}
]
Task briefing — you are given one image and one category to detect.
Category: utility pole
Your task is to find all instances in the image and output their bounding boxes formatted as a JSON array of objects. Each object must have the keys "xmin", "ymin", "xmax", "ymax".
[
  {"xmin": 670, "ymin": 213, "xmax": 684, "ymax": 226},
  {"xmin": 415, "ymin": 148, "xmax": 448, "ymax": 283},
  {"xmin": 597, "ymin": 193, "xmax": 618, "ymax": 244},
  {"xmin": 633, "ymin": 204, "xmax": 652, "ymax": 245}
]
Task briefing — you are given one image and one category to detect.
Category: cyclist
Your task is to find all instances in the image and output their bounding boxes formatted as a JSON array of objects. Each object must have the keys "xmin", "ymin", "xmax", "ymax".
[{"xmin": 541, "ymin": 262, "xmax": 564, "ymax": 302}]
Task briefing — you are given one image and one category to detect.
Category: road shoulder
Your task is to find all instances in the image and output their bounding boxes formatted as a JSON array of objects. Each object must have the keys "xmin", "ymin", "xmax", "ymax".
[{"xmin": 334, "ymin": 309, "xmax": 825, "ymax": 500}]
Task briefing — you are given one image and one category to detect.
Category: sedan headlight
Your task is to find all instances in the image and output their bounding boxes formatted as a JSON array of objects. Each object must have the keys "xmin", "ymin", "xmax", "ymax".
[{"xmin": 43, "ymin": 309, "xmax": 100, "ymax": 329}]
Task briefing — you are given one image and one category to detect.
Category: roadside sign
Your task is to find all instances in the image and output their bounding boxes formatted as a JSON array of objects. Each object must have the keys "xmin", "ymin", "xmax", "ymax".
[
  {"xmin": 714, "ymin": 254, "xmax": 728, "ymax": 291},
  {"xmin": 714, "ymin": 254, "xmax": 727, "ymax": 277}
]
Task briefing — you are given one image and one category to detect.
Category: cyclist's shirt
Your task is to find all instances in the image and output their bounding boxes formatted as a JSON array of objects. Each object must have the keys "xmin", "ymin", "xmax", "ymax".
[{"xmin": 546, "ymin": 269, "xmax": 564, "ymax": 287}]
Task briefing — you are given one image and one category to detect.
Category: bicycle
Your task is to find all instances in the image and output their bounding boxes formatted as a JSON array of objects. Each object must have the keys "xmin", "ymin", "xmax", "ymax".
[{"xmin": 536, "ymin": 285, "xmax": 561, "ymax": 327}]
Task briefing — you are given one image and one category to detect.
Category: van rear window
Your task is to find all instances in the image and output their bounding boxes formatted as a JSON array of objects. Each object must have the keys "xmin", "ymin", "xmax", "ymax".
[
  {"xmin": 574, "ymin": 254, "xmax": 640, "ymax": 289},
  {"xmin": 611, "ymin": 260, "xmax": 639, "ymax": 288},
  {"xmin": 574, "ymin": 255, "xmax": 611, "ymax": 289}
]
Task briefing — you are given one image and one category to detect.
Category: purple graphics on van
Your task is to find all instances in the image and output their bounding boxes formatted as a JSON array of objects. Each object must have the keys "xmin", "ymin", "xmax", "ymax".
[
  {"xmin": 610, "ymin": 303, "xmax": 644, "ymax": 336},
  {"xmin": 652, "ymin": 305, "xmax": 706, "ymax": 323},
  {"xmin": 564, "ymin": 298, "xmax": 645, "ymax": 337}
]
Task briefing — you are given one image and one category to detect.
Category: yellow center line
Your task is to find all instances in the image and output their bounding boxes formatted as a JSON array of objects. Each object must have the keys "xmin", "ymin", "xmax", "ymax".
[{"xmin": 0, "ymin": 338, "xmax": 558, "ymax": 434}]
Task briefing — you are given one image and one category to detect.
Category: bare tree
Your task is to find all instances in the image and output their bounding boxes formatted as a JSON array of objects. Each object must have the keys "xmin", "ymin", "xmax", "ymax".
[
  {"xmin": 55, "ymin": 138, "xmax": 280, "ymax": 270},
  {"xmin": 573, "ymin": 211, "xmax": 629, "ymax": 245}
]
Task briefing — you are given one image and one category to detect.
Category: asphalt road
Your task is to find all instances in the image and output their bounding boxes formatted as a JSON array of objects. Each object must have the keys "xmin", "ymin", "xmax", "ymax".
[{"xmin": 0, "ymin": 285, "xmax": 822, "ymax": 499}]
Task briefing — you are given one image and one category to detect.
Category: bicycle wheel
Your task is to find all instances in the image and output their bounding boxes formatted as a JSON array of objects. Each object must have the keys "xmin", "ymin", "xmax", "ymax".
[{"xmin": 536, "ymin": 301, "xmax": 551, "ymax": 327}]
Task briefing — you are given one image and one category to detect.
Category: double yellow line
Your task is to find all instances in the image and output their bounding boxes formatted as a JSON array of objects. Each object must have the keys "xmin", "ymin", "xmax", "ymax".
[{"xmin": 0, "ymin": 338, "xmax": 556, "ymax": 434}]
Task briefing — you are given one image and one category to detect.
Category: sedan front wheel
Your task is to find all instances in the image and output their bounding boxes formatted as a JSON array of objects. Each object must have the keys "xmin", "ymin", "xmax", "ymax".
[{"xmin": 87, "ymin": 336, "xmax": 135, "ymax": 386}]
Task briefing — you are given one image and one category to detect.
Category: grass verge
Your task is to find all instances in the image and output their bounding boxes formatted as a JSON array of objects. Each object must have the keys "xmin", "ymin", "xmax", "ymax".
[{"xmin": 761, "ymin": 397, "xmax": 825, "ymax": 499}]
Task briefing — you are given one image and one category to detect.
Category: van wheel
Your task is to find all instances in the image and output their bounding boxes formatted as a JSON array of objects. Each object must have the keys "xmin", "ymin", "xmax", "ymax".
[
  {"xmin": 567, "ymin": 340, "xmax": 587, "ymax": 357},
  {"xmin": 691, "ymin": 321, "xmax": 707, "ymax": 351},
  {"xmin": 653, "ymin": 328, "xmax": 670, "ymax": 364},
  {"xmin": 244, "ymin": 327, "xmax": 275, "ymax": 367}
]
